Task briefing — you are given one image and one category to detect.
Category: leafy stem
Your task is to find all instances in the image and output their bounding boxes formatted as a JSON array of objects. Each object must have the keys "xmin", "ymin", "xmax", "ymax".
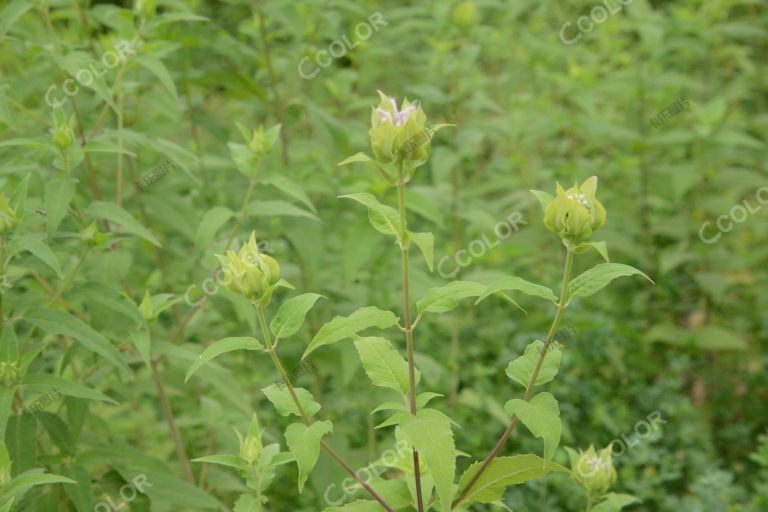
[
  {"xmin": 452, "ymin": 243, "xmax": 576, "ymax": 509},
  {"xmin": 396, "ymin": 160, "xmax": 425, "ymax": 512},
  {"xmin": 254, "ymin": 304, "xmax": 397, "ymax": 512}
]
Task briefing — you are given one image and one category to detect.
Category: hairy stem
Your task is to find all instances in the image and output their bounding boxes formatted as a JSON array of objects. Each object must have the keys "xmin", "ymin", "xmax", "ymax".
[
  {"xmin": 255, "ymin": 305, "xmax": 396, "ymax": 512},
  {"xmin": 396, "ymin": 162, "xmax": 425, "ymax": 512},
  {"xmin": 452, "ymin": 245, "xmax": 575, "ymax": 508}
]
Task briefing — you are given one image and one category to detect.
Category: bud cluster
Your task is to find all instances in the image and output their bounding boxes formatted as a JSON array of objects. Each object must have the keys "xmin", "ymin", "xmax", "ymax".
[
  {"xmin": 216, "ymin": 232, "xmax": 281, "ymax": 305},
  {"xmin": 541, "ymin": 176, "xmax": 606, "ymax": 240}
]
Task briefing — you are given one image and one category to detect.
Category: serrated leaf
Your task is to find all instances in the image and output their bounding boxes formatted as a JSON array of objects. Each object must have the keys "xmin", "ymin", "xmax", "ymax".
[
  {"xmin": 569, "ymin": 263, "xmax": 652, "ymax": 299},
  {"xmin": 339, "ymin": 193, "xmax": 401, "ymax": 236},
  {"xmin": 476, "ymin": 276, "xmax": 557, "ymax": 304},
  {"xmin": 87, "ymin": 201, "xmax": 162, "ymax": 246},
  {"xmin": 400, "ymin": 409, "xmax": 455, "ymax": 512},
  {"xmin": 504, "ymin": 393, "xmax": 561, "ymax": 461},
  {"xmin": 270, "ymin": 293, "xmax": 324, "ymax": 340},
  {"xmin": 409, "ymin": 231, "xmax": 434, "ymax": 272},
  {"xmin": 354, "ymin": 336, "xmax": 418, "ymax": 396},
  {"xmin": 262, "ymin": 383, "xmax": 321, "ymax": 418},
  {"xmin": 303, "ymin": 306, "xmax": 399, "ymax": 359},
  {"xmin": 506, "ymin": 341, "xmax": 561, "ymax": 388},
  {"xmin": 285, "ymin": 421, "xmax": 333, "ymax": 492},
  {"xmin": 416, "ymin": 281, "xmax": 486, "ymax": 314},
  {"xmin": 24, "ymin": 309, "xmax": 129, "ymax": 375},
  {"xmin": 185, "ymin": 337, "xmax": 264, "ymax": 382},
  {"xmin": 457, "ymin": 455, "xmax": 568, "ymax": 503}
]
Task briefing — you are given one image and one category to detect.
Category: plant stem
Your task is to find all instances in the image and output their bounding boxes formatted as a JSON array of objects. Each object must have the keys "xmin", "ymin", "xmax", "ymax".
[
  {"xmin": 586, "ymin": 495, "xmax": 594, "ymax": 512},
  {"xmin": 395, "ymin": 162, "xmax": 424, "ymax": 512},
  {"xmin": 255, "ymin": 305, "xmax": 396, "ymax": 512},
  {"xmin": 150, "ymin": 357, "xmax": 195, "ymax": 484},
  {"xmin": 224, "ymin": 177, "xmax": 257, "ymax": 250},
  {"xmin": 452, "ymin": 245, "xmax": 575, "ymax": 509}
]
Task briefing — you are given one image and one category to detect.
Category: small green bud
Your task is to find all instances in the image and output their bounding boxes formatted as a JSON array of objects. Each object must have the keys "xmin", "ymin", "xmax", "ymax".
[
  {"xmin": 52, "ymin": 115, "xmax": 74, "ymax": 150},
  {"xmin": 543, "ymin": 176, "xmax": 606, "ymax": 240},
  {"xmin": 369, "ymin": 91, "xmax": 430, "ymax": 164},
  {"xmin": 238, "ymin": 414, "xmax": 263, "ymax": 466},
  {"xmin": 571, "ymin": 444, "xmax": 617, "ymax": 497},
  {"xmin": 81, "ymin": 222, "xmax": 107, "ymax": 247},
  {"xmin": 134, "ymin": 0, "xmax": 156, "ymax": 19},
  {"xmin": 139, "ymin": 290, "xmax": 154, "ymax": 323},
  {"xmin": 0, "ymin": 362, "xmax": 19, "ymax": 387},
  {"xmin": 453, "ymin": 1, "xmax": 478, "ymax": 30},
  {"xmin": 216, "ymin": 232, "xmax": 280, "ymax": 303},
  {"xmin": 0, "ymin": 195, "xmax": 17, "ymax": 234}
]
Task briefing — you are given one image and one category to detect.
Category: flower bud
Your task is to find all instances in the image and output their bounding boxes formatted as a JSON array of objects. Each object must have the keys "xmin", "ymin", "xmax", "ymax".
[
  {"xmin": 52, "ymin": 115, "xmax": 74, "ymax": 150},
  {"xmin": 238, "ymin": 414, "xmax": 263, "ymax": 466},
  {"xmin": 139, "ymin": 290, "xmax": 154, "ymax": 323},
  {"xmin": 543, "ymin": 176, "xmax": 606, "ymax": 240},
  {"xmin": 0, "ymin": 362, "xmax": 19, "ymax": 387},
  {"xmin": 81, "ymin": 222, "xmax": 107, "ymax": 248},
  {"xmin": 134, "ymin": 0, "xmax": 156, "ymax": 19},
  {"xmin": 453, "ymin": 1, "xmax": 478, "ymax": 30},
  {"xmin": 0, "ymin": 195, "xmax": 17, "ymax": 234},
  {"xmin": 571, "ymin": 444, "xmax": 617, "ymax": 497},
  {"xmin": 370, "ymin": 91, "xmax": 430, "ymax": 163},
  {"xmin": 216, "ymin": 232, "xmax": 280, "ymax": 303}
]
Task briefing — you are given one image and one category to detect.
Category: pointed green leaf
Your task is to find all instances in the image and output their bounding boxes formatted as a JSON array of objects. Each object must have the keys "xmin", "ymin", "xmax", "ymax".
[
  {"xmin": 569, "ymin": 263, "xmax": 652, "ymax": 299},
  {"xmin": 592, "ymin": 493, "xmax": 641, "ymax": 512},
  {"xmin": 10, "ymin": 236, "xmax": 64, "ymax": 278},
  {"xmin": 457, "ymin": 455, "xmax": 568, "ymax": 503},
  {"xmin": 195, "ymin": 207, "xmax": 233, "ymax": 248},
  {"xmin": 303, "ymin": 306, "xmax": 399, "ymax": 359},
  {"xmin": 504, "ymin": 393, "xmax": 561, "ymax": 461},
  {"xmin": 409, "ymin": 231, "xmax": 434, "ymax": 272},
  {"xmin": 574, "ymin": 241, "xmax": 610, "ymax": 262},
  {"xmin": 185, "ymin": 337, "xmax": 264, "ymax": 382},
  {"xmin": 262, "ymin": 383, "xmax": 321, "ymax": 418},
  {"xmin": 417, "ymin": 281, "xmax": 486, "ymax": 315},
  {"xmin": 400, "ymin": 409, "xmax": 455, "ymax": 512},
  {"xmin": 23, "ymin": 373, "xmax": 116, "ymax": 404},
  {"xmin": 476, "ymin": 276, "xmax": 557, "ymax": 304},
  {"xmin": 87, "ymin": 201, "xmax": 162, "ymax": 246},
  {"xmin": 44, "ymin": 177, "xmax": 76, "ymax": 234},
  {"xmin": 530, "ymin": 190, "xmax": 554, "ymax": 211},
  {"xmin": 285, "ymin": 421, "xmax": 333, "ymax": 492},
  {"xmin": 339, "ymin": 193, "xmax": 401, "ymax": 236},
  {"xmin": 24, "ymin": 309, "xmax": 129, "ymax": 375},
  {"xmin": 506, "ymin": 341, "xmax": 561, "ymax": 388},
  {"xmin": 354, "ymin": 336, "xmax": 418, "ymax": 396},
  {"xmin": 270, "ymin": 293, "xmax": 324, "ymax": 340}
]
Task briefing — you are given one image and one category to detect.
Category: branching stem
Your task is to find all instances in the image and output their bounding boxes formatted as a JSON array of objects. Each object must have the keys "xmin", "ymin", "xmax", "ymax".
[{"xmin": 452, "ymin": 245, "xmax": 575, "ymax": 508}]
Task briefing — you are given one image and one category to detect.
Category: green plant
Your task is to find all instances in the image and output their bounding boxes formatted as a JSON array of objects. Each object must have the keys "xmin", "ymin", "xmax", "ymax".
[{"xmin": 186, "ymin": 92, "xmax": 653, "ymax": 511}]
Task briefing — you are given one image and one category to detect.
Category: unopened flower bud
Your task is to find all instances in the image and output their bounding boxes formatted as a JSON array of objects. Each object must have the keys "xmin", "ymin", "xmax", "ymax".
[
  {"xmin": 52, "ymin": 116, "xmax": 74, "ymax": 150},
  {"xmin": 453, "ymin": 1, "xmax": 478, "ymax": 30},
  {"xmin": 216, "ymin": 232, "xmax": 280, "ymax": 303},
  {"xmin": 0, "ymin": 362, "xmax": 19, "ymax": 387},
  {"xmin": 139, "ymin": 290, "xmax": 154, "ymax": 323},
  {"xmin": 370, "ymin": 91, "xmax": 430, "ymax": 163},
  {"xmin": 543, "ymin": 176, "xmax": 606, "ymax": 240},
  {"xmin": 0, "ymin": 195, "xmax": 17, "ymax": 234},
  {"xmin": 571, "ymin": 444, "xmax": 617, "ymax": 497},
  {"xmin": 134, "ymin": 0, "xmax": 156, "ymax": 19},
  {"xmin": 239, "ymin": 414, "xmax": 263, "ymax": 466}
]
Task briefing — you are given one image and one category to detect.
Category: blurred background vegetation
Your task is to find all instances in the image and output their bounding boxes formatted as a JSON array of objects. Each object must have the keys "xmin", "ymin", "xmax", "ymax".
[{"xmin": 0, "ymin": 0, "xmax": 766, "ymax": 510}]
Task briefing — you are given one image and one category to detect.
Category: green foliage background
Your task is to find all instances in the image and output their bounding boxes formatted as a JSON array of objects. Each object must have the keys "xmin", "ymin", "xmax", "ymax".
[{"xmin": 0, "ymin": 0, "xmax": 766, "ymax": 510}]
